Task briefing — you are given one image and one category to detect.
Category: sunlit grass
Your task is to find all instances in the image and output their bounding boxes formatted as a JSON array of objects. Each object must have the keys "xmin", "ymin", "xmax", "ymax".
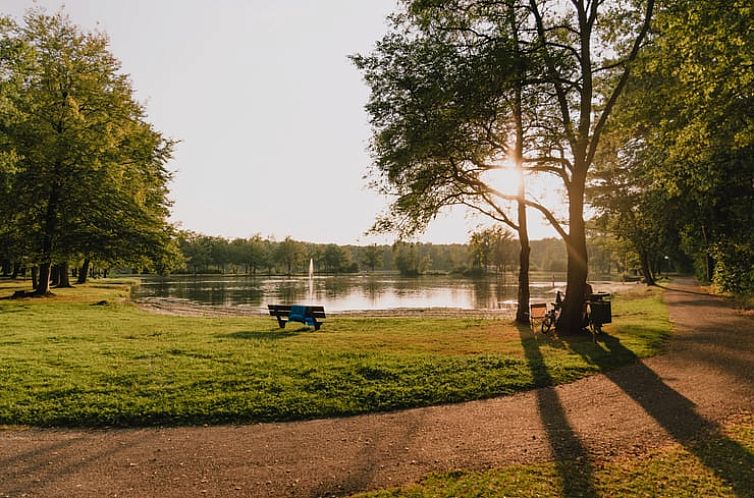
[{"xmin": 0, "ymin": 280, "xmax": 669, "ymax": 427}]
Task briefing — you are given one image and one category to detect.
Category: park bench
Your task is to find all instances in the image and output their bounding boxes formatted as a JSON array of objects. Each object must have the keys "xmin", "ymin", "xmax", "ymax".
[{"xmin": 268, "ymin": 304, "xmax": 326, "ymax": 331}]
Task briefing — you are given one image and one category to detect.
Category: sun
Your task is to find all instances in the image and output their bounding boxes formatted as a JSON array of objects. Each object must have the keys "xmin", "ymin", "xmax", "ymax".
[{"xmin": 484, "ymin": 158, "xmax": 522, "ymax": 198}]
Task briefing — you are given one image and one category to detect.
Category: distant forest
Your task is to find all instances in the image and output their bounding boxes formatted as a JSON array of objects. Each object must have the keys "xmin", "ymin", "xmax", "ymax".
[{"xmin": 170, "ymin": 229, "xmax": 670, "ymax": 278}]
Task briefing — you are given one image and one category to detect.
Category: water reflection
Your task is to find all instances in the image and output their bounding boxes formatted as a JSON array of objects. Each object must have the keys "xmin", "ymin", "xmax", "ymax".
[{"xmin": 133, "ymin": 273, "xmax": 570, "ymax": 312}]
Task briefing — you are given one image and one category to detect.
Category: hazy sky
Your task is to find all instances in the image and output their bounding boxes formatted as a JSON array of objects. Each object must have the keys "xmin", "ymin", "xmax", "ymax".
[{"xmin": 5, "ymin": 0, "xmax": 561, "ymax": 244}]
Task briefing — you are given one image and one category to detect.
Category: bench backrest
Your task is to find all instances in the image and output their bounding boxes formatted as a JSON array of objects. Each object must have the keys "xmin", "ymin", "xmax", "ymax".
[{"xmin": 529, "ymin": 303, "xmax": 547, "ymax": 320}]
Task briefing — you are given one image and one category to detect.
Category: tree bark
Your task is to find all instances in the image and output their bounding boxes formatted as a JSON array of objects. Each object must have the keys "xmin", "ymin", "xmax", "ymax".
[
  {"xmin": 51, "ymin": 264, "xmax": 60, "ymax": 287},
  {"xmin": 513, "ymin": 94, "xmax": 531, "ymax": 324},
  {"xmin": 508, "ymin": 7, "xmax": 532, "ymax": 325},
  {"xmin": 705, "ymin": 253, "xmax": 715, "ymax": 283},
  {"xmin": 11, "ymin": 263, "xmax": 20, "ymax": 280},
  {"xmin": 557, "ymin": 170, "xmax": 589, "ymax": 335},
  {"xmin": 37, "ymin": 262, "xmax": 52, "ymax": 295},
  {"xmin": 57, "ymin": 261, "xmax": 72, "ymax": 288},
  {"xmin": 640, "ymin": 251, "xmax": 656, "ymax": 286},
  {"xmin": 31, "ymin": 266, "xmax": 38, "ymax": 290},
  {"xmin": 78, "ymin": 258, "xmax": 90, "ymax": 284},
  {"xmin": 34, "ymin": 172, "xmax": 62, "ymax": 296}
]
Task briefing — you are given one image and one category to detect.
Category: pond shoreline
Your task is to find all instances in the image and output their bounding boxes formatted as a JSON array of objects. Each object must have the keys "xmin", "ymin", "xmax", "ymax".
[
  {"xmin": 134, "ymin": 280, "xmax": 639, "ymax": 319},
  {"xmin": 135, "ymin": 296, "xmax": 516, "ymax": 319}
]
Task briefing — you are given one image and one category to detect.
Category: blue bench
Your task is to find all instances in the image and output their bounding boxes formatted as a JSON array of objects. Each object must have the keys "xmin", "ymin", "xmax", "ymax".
[{"xmin": 268, "ymin": 304, "xmax": 326, "ymax": 331}]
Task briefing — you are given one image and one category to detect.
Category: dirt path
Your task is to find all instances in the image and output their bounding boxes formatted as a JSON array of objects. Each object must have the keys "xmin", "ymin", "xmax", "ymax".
[{"xmin": 2, "ymin": 280, "xmax": 753, "ymax": 498}]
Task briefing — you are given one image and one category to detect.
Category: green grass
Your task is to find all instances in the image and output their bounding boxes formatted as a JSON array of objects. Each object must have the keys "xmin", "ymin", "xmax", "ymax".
[
  {"xmin": 0, "ymin": 280, "xmax": 670, "ymax": 427},
  {"xmin": 354, "ymin": 415, "xmax": 754, "ymax": 498}
]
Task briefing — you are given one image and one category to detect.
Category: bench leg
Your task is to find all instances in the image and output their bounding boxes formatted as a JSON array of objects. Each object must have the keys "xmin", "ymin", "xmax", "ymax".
[
  {"xmin": 313, "ymin": 321, "xmax": 321, "ymax": 331},
  {"xmin": 276, "ymin": 317, "xmax": 286, "ymax": 329}
]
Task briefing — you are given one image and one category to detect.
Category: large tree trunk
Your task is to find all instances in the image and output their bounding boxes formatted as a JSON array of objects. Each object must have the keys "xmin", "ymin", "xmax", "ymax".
[
  {"xmin": 51, "ymin": 264, "xmax": 60, "ymax": 287},
  {"xmin": 77, "ymin": 258, "xmax": 90, "ymax": 284},
  {"xmin": 57, "ymin": 261, "xmax": 72, "ymax": 288},
  {"xmin": 557, "ymin": 172, "xmax": 589, "ymax": 335},
  {"xmin": 36, "ymin": 262, "xmax": 52, "ymax": 295}
]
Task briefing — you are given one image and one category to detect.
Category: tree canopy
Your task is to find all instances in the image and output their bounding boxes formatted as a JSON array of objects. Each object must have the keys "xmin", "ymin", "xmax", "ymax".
[
  {"xmin": 0, "ymin": 10, "xmax": 176, "ymax": 293},
  {"xmin": 355, "ymin": 0, "xmax": 657, "ymax": 332}
]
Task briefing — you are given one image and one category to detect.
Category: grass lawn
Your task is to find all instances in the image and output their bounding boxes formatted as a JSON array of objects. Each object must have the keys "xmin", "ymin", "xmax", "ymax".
[
  {"xmin": 354, "ymin": 414, "xmax": 754, "ymax": 498},
  {"xmin": 0, "ymin": 279, "xmax": 670, "ymax": 427}
]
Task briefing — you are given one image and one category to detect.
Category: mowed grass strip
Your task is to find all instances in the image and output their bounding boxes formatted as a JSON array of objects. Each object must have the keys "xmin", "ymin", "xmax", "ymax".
[
  {"xmin": 354, "ymin": 415, "xmax": 754, "ymax": 498},
  {"xmin": 0, "ymin": 280, "xmax": 669, "ymax": 427}
]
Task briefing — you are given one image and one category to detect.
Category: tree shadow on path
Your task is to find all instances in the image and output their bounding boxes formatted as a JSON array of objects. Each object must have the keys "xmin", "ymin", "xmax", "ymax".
[
  {"xmin": 518, "ymin": 326, "xmax": 599, "ymax": 498},
  {"xmin": 570, "ymin": 333, "xmax": 754, "ymax": 497}
]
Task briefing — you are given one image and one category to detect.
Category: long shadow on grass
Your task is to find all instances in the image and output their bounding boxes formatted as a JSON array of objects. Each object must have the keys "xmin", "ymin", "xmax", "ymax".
[
  {"xmin": 570, "ymin": 333, "xmax": 754, "ymax": 497},
  {"xmin": 517, "ymin": 325, "xmax": 599, "ymax": 498},
  {"xmin": 220, "ymin": 328, "xmax": 311, "ymax": 340}
]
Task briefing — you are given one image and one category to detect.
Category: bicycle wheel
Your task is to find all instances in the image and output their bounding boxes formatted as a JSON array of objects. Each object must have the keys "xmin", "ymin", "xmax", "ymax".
[{"xmin": 541, "ymin": 314, "xmax": 554, "ymax": 334}]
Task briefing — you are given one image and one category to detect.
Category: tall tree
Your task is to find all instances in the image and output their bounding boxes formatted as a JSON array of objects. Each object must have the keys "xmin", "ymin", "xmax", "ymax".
[
  {"xmin": 355, "ymin": 0, "xmax": 655, "ymax": 333},
  {"xmin": 595, "ymin": 0, "xmax": 753, "ymax": 294},
  {"xmin": 353, "ymin": 1, "xmax": 540, "ymax": 323},
  {"xmin": 1, "ymin": 11, "xmax": 175, "ymax": 293},
  {"xmin": 361, "ymin": 244, "xmax": 383, "ymax": 272}
]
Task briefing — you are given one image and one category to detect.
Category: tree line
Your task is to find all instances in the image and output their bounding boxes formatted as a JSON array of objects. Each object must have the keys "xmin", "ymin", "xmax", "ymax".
[
  {"xmin": 163, "ymin": 229, "xmax": 644, "ymax": 278},
  {"xmin": 0, "ymin": 11, "xmax": 178, "ymax": 294}
]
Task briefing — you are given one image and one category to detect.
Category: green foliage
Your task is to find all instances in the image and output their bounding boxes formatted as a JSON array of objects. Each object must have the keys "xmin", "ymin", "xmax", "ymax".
[
  {"xmin": 354, "ymin": 0, "xmax": 657, "ymax": 333},
  {"xmin": 393, "ymin": 241, "xmax": 431, "ymax": 276},
  {"xmin": 468, "ymin": 225, "xmax": 516, "ymax": 273},
  {"xmin": 595, "ymin": 0, "xmax": 754, "ymax": 294},
  {"xmin": 0, "ymin": 10, "xmax": 175, "ymax": 285},
  {"xmin": 0, "ymin": 281, "xmax": 669, "ymax": 427}
]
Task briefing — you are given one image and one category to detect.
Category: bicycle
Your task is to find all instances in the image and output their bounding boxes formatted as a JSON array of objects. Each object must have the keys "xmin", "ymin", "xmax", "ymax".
[{"xmin": 540, "ymin": 299, "xmax": 561, "ymax": 335}]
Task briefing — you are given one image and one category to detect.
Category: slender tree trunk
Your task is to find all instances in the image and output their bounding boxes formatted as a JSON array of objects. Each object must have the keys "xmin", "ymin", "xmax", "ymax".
[
  {"xmin": 31, "ymin": 266, "xmax": 38, "ymax": 290},
  {"xmin": 505, "ymin": 7, "xmax": 532, "ymax": 325},
  {"xmin": 35, "ymin": 172, "xmax": 62, "ymax": 296},
  {"xmin": 640, "ymin": 251, "xmax": 656, "ymax": 285},
  {"xmin": 11, "ymin": 263, "xmax": 20, "ymax": 280},
  {"xmin": 77, "ymin": 258, "xmax": 90, "ymax": 284},
  {"xmin": 1, "ymin": 260, "xmax": 10, "ymax": 276},
  {"xmin": 705, "ymin": 254, "xmax": 715, "ymax": 283},
  {"xmin": 512, "ymin": 89, "xmax": 531, "ymax": 324},
  {"xmin": 57, "ymin": 261, "xmax": 72, "ymax": 288}
]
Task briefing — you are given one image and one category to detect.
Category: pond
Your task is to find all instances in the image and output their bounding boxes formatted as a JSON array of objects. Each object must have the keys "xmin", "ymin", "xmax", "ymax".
[{"xmin": 132, "ymin": 273, "xmax": 574, "ymax": 312}]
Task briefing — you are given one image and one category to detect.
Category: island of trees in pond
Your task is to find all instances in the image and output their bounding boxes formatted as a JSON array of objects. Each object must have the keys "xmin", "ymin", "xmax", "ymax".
[{"xmin": 1, "ymin": 4, "xmax": 752, "ymax": 328}]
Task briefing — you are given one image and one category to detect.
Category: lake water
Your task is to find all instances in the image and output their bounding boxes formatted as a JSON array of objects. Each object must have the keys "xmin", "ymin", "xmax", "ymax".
[{"xmin": 133, "ymin": 273, "xmax": 572, "ymax": 312}]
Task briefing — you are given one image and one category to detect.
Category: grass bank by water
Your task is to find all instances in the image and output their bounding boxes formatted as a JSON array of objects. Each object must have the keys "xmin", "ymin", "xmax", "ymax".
[
  {"xmin": 0, "ymin": 279, "xmax": 670, "ymax": 427},
  {"xmin": 355, "ymin": 414, "xmax": 754, "ymax": 498}
]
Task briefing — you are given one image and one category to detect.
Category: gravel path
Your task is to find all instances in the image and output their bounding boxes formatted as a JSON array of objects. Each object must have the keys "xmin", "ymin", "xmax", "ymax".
[{"xmin": 1, "ymin": 280, "xmax": 753, "ymax": 498}]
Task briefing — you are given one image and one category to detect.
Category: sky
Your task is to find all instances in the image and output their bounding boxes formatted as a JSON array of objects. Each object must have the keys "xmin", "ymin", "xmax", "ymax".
[{"xmin": 4, "ymin": 0, "xmax": 562, "ymax": 244}]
